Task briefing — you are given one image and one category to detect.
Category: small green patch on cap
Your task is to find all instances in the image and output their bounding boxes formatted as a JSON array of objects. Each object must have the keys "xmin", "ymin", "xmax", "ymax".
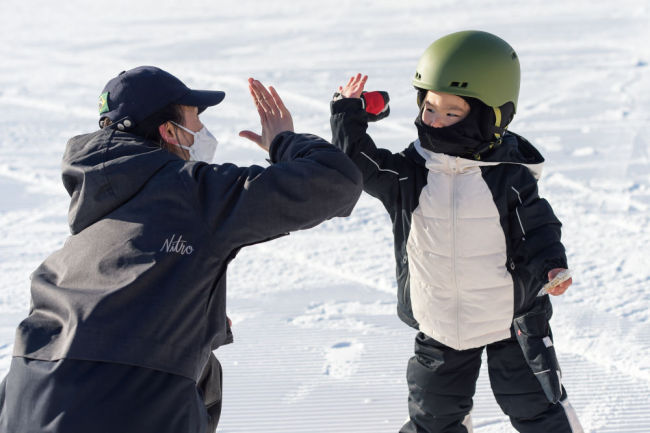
[{"xmin": 98, "ymin": 92, "xmax": 109, "ymax": 114}]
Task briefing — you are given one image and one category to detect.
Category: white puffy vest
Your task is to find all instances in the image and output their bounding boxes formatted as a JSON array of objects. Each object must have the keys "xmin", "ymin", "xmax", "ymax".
[{"xmin": 407, "ymin": 141, "xmax": 515, "ymax": 350}]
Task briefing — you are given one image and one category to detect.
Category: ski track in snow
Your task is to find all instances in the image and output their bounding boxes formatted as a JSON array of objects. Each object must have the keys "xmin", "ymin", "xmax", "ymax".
[{"xmin": 1, "ymin": 0, "xmax": 650, "ymax": 432}]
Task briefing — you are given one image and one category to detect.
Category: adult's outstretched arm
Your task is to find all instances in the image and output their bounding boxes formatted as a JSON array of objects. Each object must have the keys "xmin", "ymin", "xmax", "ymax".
[{"xmin": 184, "ymin": 130, "xmax": 362, "ymax": 249}]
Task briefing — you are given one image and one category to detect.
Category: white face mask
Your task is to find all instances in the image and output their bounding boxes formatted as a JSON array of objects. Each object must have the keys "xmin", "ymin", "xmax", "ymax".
[{"xmin": 171, "ymin": 121, "xmax": 218, "ymax": 162}]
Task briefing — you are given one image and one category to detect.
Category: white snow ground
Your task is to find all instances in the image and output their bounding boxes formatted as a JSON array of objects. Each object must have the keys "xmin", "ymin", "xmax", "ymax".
[{"xmin": 1, "ymin": 0, "xmax": 649, "ymax": 431}]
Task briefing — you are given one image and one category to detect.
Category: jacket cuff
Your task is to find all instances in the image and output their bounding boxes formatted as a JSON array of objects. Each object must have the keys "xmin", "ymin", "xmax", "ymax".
[
  {"xmin": 268, "ymin": 130, "xmax": 296, "ymax": 164},
  {"xmin": 541, "ymin": 256, "xmax": 569, "ymax": 280},
  {"xmin": 330, "ymin": 97, "xmax": 365, "ymax": 115}
]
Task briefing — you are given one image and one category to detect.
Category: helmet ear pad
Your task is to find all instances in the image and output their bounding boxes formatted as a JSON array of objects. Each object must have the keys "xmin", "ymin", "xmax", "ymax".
[{"xmin": 463, "ymin": 98, "xmax": 516, "ymax": 141}]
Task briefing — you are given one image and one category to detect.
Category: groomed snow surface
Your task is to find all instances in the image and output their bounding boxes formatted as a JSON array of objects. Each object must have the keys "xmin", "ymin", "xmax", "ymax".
[{"xmin": 1, "ymin": 1, "xmax": 649, "ymax": 432}]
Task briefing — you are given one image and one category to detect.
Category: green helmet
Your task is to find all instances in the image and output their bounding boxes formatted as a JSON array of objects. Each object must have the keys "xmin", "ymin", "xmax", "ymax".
[{"xmin": 413, "ymin": 30, "xmax": 520, "ymax": 112}]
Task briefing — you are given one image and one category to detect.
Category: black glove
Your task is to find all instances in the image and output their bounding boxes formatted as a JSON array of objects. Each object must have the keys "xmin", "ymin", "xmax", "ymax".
[{"xmin": 332, "ymin": 90, "xmax": 390, "ymax": 122}]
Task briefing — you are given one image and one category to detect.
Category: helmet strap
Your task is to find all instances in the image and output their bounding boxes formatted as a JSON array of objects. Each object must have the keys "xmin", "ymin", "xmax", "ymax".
[
  {"xmin": 491, "ymin": 105, "xmax": 504, "ymax": 145},
  {"xmin": 472, "ymin": 139, "xmax": 501, "ymax": 161},
  {"xmin": 493, "ymin": 106, "xmax": 502, "ymax": 129},
  {"xmin": 490, "ymin": 102, "xmax": 515, "ymax": 141}
]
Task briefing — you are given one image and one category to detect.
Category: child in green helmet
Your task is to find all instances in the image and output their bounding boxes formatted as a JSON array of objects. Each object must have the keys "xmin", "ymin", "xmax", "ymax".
[{"xmin": 330, "ymin": 30, "xmax": 583, "ymax": 433}]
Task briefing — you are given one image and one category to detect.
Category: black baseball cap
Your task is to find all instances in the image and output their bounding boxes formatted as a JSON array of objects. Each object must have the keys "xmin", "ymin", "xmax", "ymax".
[{"xmin": 98, "ymin": 66, "xmax": 225, "ymax": 130}]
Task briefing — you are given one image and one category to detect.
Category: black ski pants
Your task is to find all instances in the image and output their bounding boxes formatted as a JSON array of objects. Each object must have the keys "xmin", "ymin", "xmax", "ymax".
[{"xmin": 399, "ymin": 331, "xmax": 579, "ymax": 433}]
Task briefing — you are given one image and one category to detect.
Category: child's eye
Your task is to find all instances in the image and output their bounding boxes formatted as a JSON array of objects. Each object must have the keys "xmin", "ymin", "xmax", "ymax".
[
  {"xmin": 447, "ymin": 113, "xmax": 459, "ymax": 117},
  {"xmin": 426, "ymin": 108, "xmax": 435, "ymax": 113}
]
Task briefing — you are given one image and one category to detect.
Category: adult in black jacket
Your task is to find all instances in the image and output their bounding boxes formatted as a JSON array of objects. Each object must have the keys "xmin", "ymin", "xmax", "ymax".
[{"xmin": 0, "ymin": 66, "xmax": 362, "ymax": 433}]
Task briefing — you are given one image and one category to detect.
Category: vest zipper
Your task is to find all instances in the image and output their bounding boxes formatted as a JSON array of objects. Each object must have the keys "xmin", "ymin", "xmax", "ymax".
[{"xmin": 450, "ymin": 159, "xmax": 460, "ymax": 348}]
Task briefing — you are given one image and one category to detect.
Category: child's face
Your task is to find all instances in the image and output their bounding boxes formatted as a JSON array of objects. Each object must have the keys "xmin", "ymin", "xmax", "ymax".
[{"xmin": 421, "ymin": 90, "xmax": 470, "ymax": 128}]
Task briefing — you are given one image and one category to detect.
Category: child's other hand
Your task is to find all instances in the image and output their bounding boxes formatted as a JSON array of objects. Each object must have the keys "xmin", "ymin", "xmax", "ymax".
[
  {"xmin": 339, "ymin": 73, "xmax": 368, "ymax": 98},
  {"xmin": 546, "ymin": 268, "xmax": 572, "ymax": 296}
]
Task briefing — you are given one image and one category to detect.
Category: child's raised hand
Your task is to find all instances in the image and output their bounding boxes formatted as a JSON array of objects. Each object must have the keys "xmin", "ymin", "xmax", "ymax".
[
  {"xmin": 545, "ymin": 268, "xmax": 572, "ymax": 296},
  {"xmin": 339, "ymin": 73, "xmax": 368, "ymax": 99}
]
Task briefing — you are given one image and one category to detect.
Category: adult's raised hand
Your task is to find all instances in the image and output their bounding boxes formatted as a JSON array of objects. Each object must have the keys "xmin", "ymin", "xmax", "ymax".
[{"xmin": 239, "ymin": 78, "xmax": 294, "ymax": 152}]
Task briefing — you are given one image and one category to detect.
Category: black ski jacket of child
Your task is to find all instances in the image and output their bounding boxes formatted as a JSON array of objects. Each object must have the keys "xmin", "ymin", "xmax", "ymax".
[{"xmin": 331, "ymin": 98, "xmax": 566, "ymax": 350}]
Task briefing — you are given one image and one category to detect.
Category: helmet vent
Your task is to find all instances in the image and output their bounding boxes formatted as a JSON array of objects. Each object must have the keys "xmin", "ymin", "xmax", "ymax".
[
  {"xmin": 450, "ymin": 81, "xmax": 468, "ymax": 88},
  {"xmin": 415, "ymin": 72, "xmax": 422, "ymax": 80}
]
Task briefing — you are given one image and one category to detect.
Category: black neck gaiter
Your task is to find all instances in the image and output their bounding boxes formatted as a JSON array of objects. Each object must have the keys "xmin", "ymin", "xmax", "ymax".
[{"xmin": 415, "ymin": 98, "xmax": 498, "ymax": 160}]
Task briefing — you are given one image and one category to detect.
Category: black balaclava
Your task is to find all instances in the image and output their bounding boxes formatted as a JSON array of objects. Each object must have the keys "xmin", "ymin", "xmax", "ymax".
[{"xmin": 415, "ymin": 96, "xmax": 511, "ymax": 160}]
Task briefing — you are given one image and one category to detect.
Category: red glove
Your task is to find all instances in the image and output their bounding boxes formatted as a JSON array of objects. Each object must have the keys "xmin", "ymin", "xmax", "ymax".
[{"xmin": 361, "ymin": 91, "xmax": 390, "ymax": 122}]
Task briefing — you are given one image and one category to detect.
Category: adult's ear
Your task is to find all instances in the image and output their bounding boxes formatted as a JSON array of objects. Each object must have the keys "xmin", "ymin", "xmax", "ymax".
[{"xmin": 158, "ymin": 122, "xmax": 180, "ymax": 145}]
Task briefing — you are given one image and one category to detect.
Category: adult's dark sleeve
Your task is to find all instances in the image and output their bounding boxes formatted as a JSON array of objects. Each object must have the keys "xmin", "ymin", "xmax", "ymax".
[
  {"xmin": 330, "ymin": 98, "xmax": 402, "ymax": 208},
  {"xmin": 185, "ymin": 131, "xmax": 363, "ymax": 249}
]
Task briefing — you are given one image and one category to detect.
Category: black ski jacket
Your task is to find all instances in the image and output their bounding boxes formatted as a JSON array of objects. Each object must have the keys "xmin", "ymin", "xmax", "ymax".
[
  {"xmin": 11, "ymin": 128, "xmax": 362, "ymax": 381},
  {"xmin": 331, "ymin": 98, "xmax": 566, "ymax": 348}
]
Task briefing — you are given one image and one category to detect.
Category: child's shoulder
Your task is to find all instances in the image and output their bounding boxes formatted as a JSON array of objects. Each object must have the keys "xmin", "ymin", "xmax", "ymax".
[
  {"xmin": 484, "ymin": 131, "xmax": 545, "ymax": 165},
  {"xmin": 399, "ymin": 140, "xmax": 422, "ymax": 159},
  {"xmin": 481, "ymin": 131, "xmax": 546, "ymax": 180},
  {"xmin": 397, "ymin": 140, "xmax": 431, "ymax": 173}
]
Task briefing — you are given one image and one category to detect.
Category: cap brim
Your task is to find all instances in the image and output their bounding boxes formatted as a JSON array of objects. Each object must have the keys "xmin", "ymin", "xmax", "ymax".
[{"xmin": 176, "ymin": 89, "xmax": 225, "ymax": 113}]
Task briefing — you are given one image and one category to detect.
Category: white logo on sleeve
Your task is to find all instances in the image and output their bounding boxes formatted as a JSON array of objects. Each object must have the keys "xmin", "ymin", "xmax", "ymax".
[{"xmin": 160, "ymin": 234, "xmax": 194, "ymax": 255}]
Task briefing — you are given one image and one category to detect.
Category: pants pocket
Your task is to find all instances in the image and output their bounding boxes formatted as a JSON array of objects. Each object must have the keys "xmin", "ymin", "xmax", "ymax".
[{"xmin": 512, "ymin": 299, "xmax": 563, "ymax": 404}]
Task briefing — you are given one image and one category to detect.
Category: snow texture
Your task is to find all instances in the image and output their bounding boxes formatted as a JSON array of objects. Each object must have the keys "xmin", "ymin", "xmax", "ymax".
[{"xmin": 1, "ymin": 0, "xmax": 649, "ymax": 432}]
